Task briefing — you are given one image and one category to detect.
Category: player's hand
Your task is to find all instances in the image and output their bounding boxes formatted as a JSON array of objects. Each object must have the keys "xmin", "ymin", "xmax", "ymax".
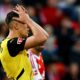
[{"xmin": 12, "ymin": 4, "xmax": 29, "ymax": 23}]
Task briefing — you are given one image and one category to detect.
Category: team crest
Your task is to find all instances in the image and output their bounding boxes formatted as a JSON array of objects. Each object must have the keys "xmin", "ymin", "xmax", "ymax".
[{"xmin": 17, "ymin": 38, "xmax": 23, "ymax": 44}]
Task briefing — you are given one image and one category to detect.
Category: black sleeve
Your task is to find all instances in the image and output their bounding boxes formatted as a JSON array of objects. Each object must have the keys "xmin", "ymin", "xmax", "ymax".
[{"xmin": 7, "ymin": 38, "xmax": 26, "ymax": 57}]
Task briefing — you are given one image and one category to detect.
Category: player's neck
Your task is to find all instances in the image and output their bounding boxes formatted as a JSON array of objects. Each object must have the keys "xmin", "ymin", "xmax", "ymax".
[
  {"xmin": 30, "ymin": 49, "xmax": 40, "ymax": 56},
  {"xmin": 7, "ymin": 30, "xmax": 21, "ymax": 39}
]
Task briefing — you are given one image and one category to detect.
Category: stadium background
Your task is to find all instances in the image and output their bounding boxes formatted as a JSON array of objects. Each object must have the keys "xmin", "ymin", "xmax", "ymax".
[{"xmin": 0, "ymin": 0, "xmax": 80, "ymax": 80}]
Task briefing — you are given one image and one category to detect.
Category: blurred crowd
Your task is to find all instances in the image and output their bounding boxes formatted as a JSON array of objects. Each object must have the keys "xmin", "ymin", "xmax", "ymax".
[{"xmin": 0, "ymin": 0, "xmax": 80, "ymax": 80}]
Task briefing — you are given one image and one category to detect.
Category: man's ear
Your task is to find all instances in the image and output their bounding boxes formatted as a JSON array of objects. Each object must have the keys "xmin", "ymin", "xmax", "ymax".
[{"xmin": 13, "ymin": 21, "xmax": 19, "ymax": 30}]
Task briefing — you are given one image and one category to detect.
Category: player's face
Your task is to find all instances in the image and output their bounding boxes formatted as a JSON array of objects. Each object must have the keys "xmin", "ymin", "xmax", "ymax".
[{"xmin": 17, "ymin": 22, "xmax": 29, "ymax": 37}]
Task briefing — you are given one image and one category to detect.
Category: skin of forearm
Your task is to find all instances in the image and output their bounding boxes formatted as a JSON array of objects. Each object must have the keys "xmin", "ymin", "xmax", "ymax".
[{"xmin": 26, "ymin": 17, "xmax": 49, "ymax": 39}]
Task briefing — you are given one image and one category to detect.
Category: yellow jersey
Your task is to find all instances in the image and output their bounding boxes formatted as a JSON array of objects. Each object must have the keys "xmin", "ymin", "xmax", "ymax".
[{"xmin": 0, "ymin": 38, "xmax": 33, "ymax": 80}]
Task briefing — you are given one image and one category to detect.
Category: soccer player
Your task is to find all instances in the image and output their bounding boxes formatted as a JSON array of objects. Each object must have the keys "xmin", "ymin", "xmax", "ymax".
[
  {"xmin": 28, "ymin": 45, "xmax": 45, "ymax": 80},
  {"xmin": 0, "ymin": 5, "xmax": 49, "ymax": 80}
]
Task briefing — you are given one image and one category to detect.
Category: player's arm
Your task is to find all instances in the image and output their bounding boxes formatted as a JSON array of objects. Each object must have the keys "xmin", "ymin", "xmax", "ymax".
[
  {"xmin": 24, "ymin": 15, "xmax": 49, "ymax": 49},
  {"xmin": 13, "ymin": 5, "xmax": 49, "ymax": 49}
]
